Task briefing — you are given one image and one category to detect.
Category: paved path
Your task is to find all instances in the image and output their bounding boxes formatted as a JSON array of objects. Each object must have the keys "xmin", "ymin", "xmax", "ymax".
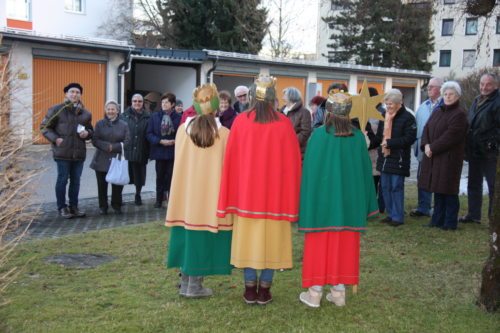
[{"xmin": 16, "ymin": 144, "xmax": 476, "ymax": 241}]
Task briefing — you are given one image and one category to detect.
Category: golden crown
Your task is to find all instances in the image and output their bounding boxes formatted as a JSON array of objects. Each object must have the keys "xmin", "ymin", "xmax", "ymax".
[
  {"xmin": 255, "ymin": 75, "xmax": 277, "ymax": 101},
  {"xmin": 192, "ymin": 83, "xmax": 219, "ymax": 115}
]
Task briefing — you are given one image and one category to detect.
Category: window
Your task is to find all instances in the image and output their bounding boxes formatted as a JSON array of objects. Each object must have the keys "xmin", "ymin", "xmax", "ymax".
[
  {"xmin": 442, "ymin": 19, "xmax": 454, "ymax": 36},
  {"xmin": 7, "ymin": 0, "xmax": 31, "ymax": 20},
  {"xmin": 465, "ymin": 18, "xmax": 478, "ymax": 35},
  {"xmin": 462, "ymin": 50, "xmax": 476, "ymax": 68},
  {"xmin": 331, "ymin": 1, "xmax": 347, "ymax": 10},
  {"xmin": 496, "ymin": 16, "xmax": 500, "ymax": 34},
  {"xmin": 439, "ymin": 50, "xmax": 451, "ymax": 67},
  {"xmin": 494, "ymin": 49, "xmax": 500, "ymax": 67},
  {"xmin": 443, "ymin": 0, "xmax": 456, "ymax": 4},
  {"xmin": 64, "ymin": 0, "xmax": 84, "ymax": 13}
]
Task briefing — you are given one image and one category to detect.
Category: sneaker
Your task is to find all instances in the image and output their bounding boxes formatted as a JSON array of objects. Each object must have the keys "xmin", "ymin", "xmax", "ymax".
[
  {"xmin": 59, "ymin": 207, "xmax": 74, "ymax": 219},
  {"xmin": 388, "ymin": 220, "xmax": 403, "ymax": 227},
  {"xmin": 69, "ymin": 206, "xmax": 86, "ymax": 218},
  {"xmin": 299, "ymin": 288, "xmax": 322, "ymax": 308},
  {"xmin": 410, "ymin": 209, "xmax": 429, "ymax": 217},
  {"xmin": 458, "ymin": 216, "xmax": 480, "ymax": 224},
  {"xmin": 257, "ymin": 285, "xmax": 273, "ymax": 305},
  {"xmin": 326, "ymin": 289, "xmax": 345, "ymax": 307},
  {"xmin": 243, "ymin": 284, "xmax": 258, "ymax": 304}
]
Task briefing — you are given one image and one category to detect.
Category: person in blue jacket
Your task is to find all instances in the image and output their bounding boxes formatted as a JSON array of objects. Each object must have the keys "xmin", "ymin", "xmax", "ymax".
[{"xmin": 146, "ymin": 92, "xmax": 181, "ymax": 208}]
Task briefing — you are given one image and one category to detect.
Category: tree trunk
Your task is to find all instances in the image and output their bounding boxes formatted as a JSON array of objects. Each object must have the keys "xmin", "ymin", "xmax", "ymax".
[{"xmin": 478, "ymin": 156, "xmax": 500, "ymax": 312}]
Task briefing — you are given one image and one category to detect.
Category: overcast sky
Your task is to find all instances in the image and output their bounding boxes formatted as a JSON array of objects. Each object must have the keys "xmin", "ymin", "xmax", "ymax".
[{"xmin": 262, "ymin": 0, "xmax": 319, "ymax": 55}]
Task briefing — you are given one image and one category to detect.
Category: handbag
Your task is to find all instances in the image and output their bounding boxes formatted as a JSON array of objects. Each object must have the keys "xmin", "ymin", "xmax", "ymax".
[{"xmin": 105, "ymin": 143, "xmax": 130, "ymax": 185}]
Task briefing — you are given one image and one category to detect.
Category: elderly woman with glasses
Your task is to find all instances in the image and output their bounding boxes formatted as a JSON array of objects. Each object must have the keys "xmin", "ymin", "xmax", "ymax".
[
  {"xmin": 121, "ymin": 93, "xmax": 151, "ymax": 205},
  {"xmin": 376, "ymin": 89, "xmax": 416, "ymax": 227},
  {"xmin": 418, "ymin": 81, "xmax": 468, "ymax": 230},
  {"xmin": 233, "ymin": 85, "xmax": 249, "ymax": 114}
]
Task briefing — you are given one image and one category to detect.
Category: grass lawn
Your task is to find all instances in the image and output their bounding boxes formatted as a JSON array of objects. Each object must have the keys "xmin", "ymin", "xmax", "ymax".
[{"xmin": 0, "ymin": 185, "xmax": 499, "ymax": 333}]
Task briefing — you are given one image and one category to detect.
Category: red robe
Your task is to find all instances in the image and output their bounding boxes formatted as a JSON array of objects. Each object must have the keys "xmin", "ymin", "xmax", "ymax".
[{"xmin": 217, "ymin": 111, "xmax": 302, "ymax": 222}]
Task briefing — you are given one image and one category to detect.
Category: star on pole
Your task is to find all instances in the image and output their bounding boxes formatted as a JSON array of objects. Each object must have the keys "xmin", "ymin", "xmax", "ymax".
[{"xmin": 350, "ymin": 80, "xmax": 384, "ymax": 129}]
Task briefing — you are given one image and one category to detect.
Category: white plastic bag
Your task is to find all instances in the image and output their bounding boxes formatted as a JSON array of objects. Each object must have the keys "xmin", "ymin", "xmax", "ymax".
[{"xmin": 105, "ymin": 143, "xmax": 129, "ymax": 185}]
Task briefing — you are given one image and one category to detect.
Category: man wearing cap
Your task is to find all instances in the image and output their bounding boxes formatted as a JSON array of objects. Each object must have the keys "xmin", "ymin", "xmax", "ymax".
[
  {"xmin": 40, "ymin": 82, "xmax": 93, "ymax": 218},
  {"xmin": 233, "ymin": 85, "xmax": 249, "ymax": 114}
]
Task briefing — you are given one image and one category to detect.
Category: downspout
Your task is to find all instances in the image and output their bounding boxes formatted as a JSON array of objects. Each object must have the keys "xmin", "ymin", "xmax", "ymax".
[
  {"xmin": 206, "ymin": 55, "xmax": 218, "ymax": 83},
  {"xmin": 118, "ymin": 49, "xmax": 133, "ymax": 113}
]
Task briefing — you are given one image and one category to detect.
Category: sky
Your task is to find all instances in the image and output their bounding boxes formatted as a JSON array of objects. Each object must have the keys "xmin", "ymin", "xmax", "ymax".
[{"xmin": 262, "ymin": 0, "xmax": 319, "ymax": 55}]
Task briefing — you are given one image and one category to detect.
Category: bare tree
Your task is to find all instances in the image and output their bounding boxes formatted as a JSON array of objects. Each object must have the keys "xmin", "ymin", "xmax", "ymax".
[
  {"xmin": 265, "ymin": 0, "xmax": 293, "ymax": 58},
  {"xmin": 0, "ymin": 41, "xmax": 42, "ymax": 305}
]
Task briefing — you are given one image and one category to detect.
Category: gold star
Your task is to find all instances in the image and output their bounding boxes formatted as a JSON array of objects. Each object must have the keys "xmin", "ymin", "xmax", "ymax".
[{"xmin": 350, "ymin": 80, "xmax": 384, "ymax": 129}]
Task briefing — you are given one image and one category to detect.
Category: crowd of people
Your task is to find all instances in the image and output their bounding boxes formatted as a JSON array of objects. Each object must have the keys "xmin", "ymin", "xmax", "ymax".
[{"xmin": 39, "ymin": 72, "xmax": 499, "ymax": 308}]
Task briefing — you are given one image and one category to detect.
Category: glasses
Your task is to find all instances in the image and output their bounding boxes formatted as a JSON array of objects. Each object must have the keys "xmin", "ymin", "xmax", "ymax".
[
  {"xmin": 427, "ymin": 85, "xmax": 440, "ymax": 89},
  {"xmin": 132, "ymin": 100, "xmax": 143, "ymax": 103},
  {"xmin": 237, "ymin": 94, "xmax": 247, "ymax": 98}
]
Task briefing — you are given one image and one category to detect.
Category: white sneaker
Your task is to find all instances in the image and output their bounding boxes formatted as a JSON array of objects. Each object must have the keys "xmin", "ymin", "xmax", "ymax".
[
  {"xmin": 326, "ymin": 289, "xmax": 345, "ymax": 306},
  {"xmin": 299, "ymin": 288, "xmax": 322, "ymax": 308}
]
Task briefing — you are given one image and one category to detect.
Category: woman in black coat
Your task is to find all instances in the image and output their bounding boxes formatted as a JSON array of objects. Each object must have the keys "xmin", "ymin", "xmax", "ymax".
[
  {"xmin": 418, "ymin": 81, "xmax": 468, "ymax": 230},
  {"xmin": 121, "ymin": 93, "xmax": 151, "ymax": 205},
  {"xmin": 90, "ymin": 101, "xmax": 130, "ymax": 214}
]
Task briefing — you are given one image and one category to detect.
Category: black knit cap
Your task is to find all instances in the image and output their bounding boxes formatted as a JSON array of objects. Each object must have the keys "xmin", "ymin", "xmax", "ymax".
[{"xmin": 64, "ymin": 82, "xmax": 83, "ymax": 94}]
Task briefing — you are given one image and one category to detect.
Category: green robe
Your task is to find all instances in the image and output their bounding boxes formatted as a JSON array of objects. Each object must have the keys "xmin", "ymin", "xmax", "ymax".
[{"xmin": 298, "ymin": 126, "xmax": 379, "ymax": 233}]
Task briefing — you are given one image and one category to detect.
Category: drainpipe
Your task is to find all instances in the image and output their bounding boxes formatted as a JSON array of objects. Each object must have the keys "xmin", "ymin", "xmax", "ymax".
[
  {"xmin": 118, "ymin": 50, "xmax": 133, "ymax": 113},
  {"xmin": 206, "ymin": 56, "xmax": 218, "ymax": 83}
]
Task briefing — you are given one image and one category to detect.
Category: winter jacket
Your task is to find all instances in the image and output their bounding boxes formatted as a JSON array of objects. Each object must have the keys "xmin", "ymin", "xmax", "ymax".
[
  {"xmin": 465, "ymin": 89, "xmax": 500, "ymax": 160},
  {"xmin": 218, "ymin": 106, "xmax": 237, "ymax": 129},
  {"xmin": 282, "ymin": 102, "xmax": 312, "ymax": 158},
  {"xmin": 146, "ymin": 109, "xmax": 181, "ymax": 160},
  {"xmin": 414, "ymin": 98, "xmax": 443, "ymax": 162},
  {"xmin": 40, "ymin": 101, "xmax": 93, "ymax": 161},
  {"xmin": 90, "ymin": 117, "xmax": 130, "ymax": 172},
  {"xmin": 120, "ymin": 107, "xmax": 150, "ymax": 163},
  {"xmin": 418, "ymin": 101, "xmax": 468, "ymax": 195},
  {"xmin": 376, "ymin": 105, "xmax": 416, "ymax": 177}
]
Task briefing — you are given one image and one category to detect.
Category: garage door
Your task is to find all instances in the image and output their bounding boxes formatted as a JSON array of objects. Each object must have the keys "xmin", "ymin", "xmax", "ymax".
[{"xmin": 32, "ymin": 58, "xmax": 106, "ymax": 143}]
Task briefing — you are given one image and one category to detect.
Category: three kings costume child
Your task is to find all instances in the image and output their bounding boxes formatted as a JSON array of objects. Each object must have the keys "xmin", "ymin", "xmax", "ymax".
[
  {"xmin": 298, "ymin": 92, "xmax": 379, "ymax": 308},
  {"xmin": 165, "ymin": 83, "xmax": 232, "ymax": 298}
]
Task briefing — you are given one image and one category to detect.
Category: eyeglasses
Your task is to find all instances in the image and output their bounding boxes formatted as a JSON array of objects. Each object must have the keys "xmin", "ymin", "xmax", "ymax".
[
  {"xmin": 132, "ymin": 100, "xmax": 143, "ymax": 103},
  {"xmin": 427, "ymin": 85, "xmax": 440, "ymax": 89},
  {"xmin": 237, "ymin": 94, "xmax": 247, "ymax": 98}
]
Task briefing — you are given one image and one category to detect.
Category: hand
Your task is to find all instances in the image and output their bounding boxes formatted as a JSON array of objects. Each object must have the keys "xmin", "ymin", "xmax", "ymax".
[
  {"xmin": 108, "ymin": 144, "xmax": 113, "ymax": 153},
  {"xmin": 425, "ymin": 144, "xmax": 432, "ymax": 158},
  {"xmin": 160, "ymin": 139, "xmax": 169, "ymax": 146},
  {"xmin": 79, "ymin": 130, "xmax": 89, "ymax": 139},
  {"xmin": 381, "ymin": 140, "xmax": 387, "ymax": 148},
  {"xmin": 55, "ymin": 138, "xmax": 63, "ymax": 146}
]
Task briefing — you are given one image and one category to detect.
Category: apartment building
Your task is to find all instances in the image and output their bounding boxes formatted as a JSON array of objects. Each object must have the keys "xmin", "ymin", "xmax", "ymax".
[{"xmin": 316, "ymin": 0, "xmax": 500, "ymax": 80}]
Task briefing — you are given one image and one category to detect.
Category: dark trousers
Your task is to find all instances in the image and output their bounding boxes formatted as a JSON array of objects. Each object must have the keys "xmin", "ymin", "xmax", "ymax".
[
  {"xmin": 95, "ymin": 171, "xmax": 124, "ymax": 209},
  {"xmin": 55, "ymin": 159, "xmax": 84, "ymax": 210},
  {"xmin": 373, "ymin": 175, "xmax": 385, "ymax": 213},
  {"xmin": 416, "ymin": 162, "xmax": 432, "ymax": 215},
  {"xmin": 128, "ymin": 161, "xmax": 147, "ymax": 194},
  {"xmin": 467, "ymin": 158, "xmax": 496, "ymax": 219},
  {"xmin": 431, "ymin": 193, "xmax": 459, "ymax": 229},
  {"xmin": 155, "ymin": 159, "xmax": 174, "ymax": 202}
]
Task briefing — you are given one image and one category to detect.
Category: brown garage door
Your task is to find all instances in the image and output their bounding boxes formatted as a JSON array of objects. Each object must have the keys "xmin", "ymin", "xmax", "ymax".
[
  {"xmin": 32, "ymin": 58, "xmax": 106, "ymax": 143},
  {"xmin": 275, "ymin": 76, "xmax": 306, "ymax": 110}
]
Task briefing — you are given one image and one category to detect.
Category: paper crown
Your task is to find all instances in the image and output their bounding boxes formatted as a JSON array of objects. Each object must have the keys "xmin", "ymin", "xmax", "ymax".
[
  {"xmin": 326, "ymin": 92, "xmax": 352, "ymax": 117},
  {"xmin": 255, "ymin": 75, "xmax": 277, "ymax": 102},
  {"xmin": 192, "ymin": 83, "xmax": 220, "ymax": 115}
]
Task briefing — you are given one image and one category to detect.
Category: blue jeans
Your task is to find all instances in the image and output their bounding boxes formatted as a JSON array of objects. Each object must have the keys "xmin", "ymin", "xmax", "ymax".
[
  {"xmin": 416, "ymin": 163, "xmax": 432, "ymax": 215},
  {"xmin": 243, "ymin": 268, "xmax": 274, "ymax": 283},
  {"xmin": 381, "ymin": 172, "xmax": 405, "ymax": 224},
  {"xmin": 431, "ymin": 193, "xmax": 459, "ymax": 229},
  {"xmin": 55, "ymin": 159, "xmax": 84, "ymax": 210}
]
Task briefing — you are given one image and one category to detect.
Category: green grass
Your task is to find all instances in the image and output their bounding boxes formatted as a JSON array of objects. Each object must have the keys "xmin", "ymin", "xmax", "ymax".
[{"xmin": 0, "ymin": 185, "xmax": 499, "ymax": 333}]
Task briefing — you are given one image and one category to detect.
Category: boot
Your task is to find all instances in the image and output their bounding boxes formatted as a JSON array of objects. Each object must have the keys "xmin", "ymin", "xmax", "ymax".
[
  {"xmin": 243, "ymin": 281, "xmax": 258, "ymax": 304},
  {"xmin": 186, "ymin": 276, "xmax": 213, "ymax": 298},
  {"xmin": 257, "ymin": 281, "xmax": 272, "ymax": 305},
  {"xmin": 326, "ymin": 288, "xmax": 346, "ymax": 307},
  {"xmin": 179, "ymin": 272, "xmax": 189, "ymax": 297},
  {"xmin": 299, "ymin": 288, "xmax": 322, "ymax": 308}
]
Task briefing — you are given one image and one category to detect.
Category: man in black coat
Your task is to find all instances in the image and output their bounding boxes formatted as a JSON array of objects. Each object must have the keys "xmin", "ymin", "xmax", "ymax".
[
  {"xmin": 40, "ymin": 82, "xmax": 93, "ymax": 218},
  {"xmin": 459, "ymin": 73, "xmax": 500, "ymax": 224}
]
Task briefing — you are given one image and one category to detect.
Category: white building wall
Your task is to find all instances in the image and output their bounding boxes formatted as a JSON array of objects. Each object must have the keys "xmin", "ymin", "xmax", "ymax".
[
  {"xmin": 8, "ymin": 42, "xmax": 34, "ymax": 139},
  {"xmin": 431, "ymin": 2, "xmax": 500, "ymax": 79}
]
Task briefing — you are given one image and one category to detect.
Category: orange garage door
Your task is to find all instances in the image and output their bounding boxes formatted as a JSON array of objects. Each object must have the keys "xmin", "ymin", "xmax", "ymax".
[
  {"xmin": 32, "ymin": 58, "xmax": 106, "ymax": 143},
  {"xmin": 275, "ymin": 76, "xmax": 306, "ymax": 110}
]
